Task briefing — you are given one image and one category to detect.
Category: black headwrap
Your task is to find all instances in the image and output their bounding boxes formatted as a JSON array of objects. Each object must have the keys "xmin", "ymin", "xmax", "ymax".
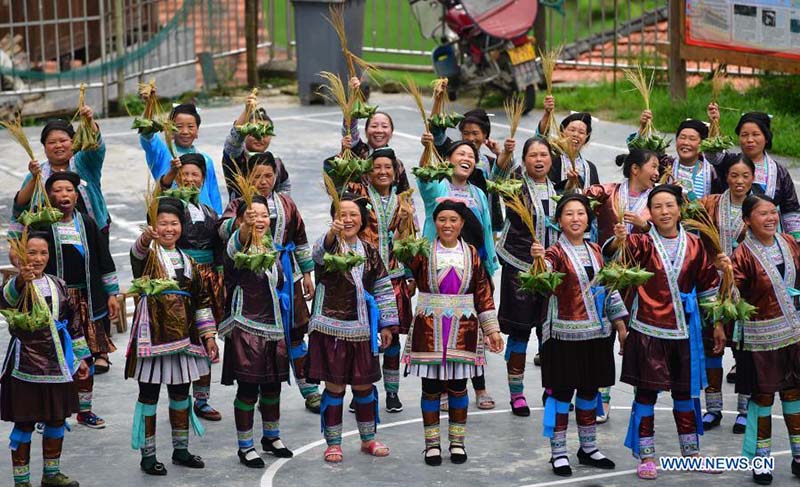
[
  {"xmin": 45, "ymin": 171, "xmax": 81, "ymax": 193},
  {"xmin": 170, "ymin": 103, "xmax": 201, "ymax": 125},
  {"xmin": 560, "ymin": 112, "xmax": 593, "ymax": 143},
  {"xmin": 155, "ymin": 197, "xmax": 186, "ymax": 226},
  {"xmin": 736, "ymin": 112, "xmax": 772, "ymax": 151},
  {"xmin": 433, "ymin": 198, "xmax": 482, "ymax": 248},
  {"xmin": 179, "ymin": 153, "xmax": 207, "ymax": 178},
  {"xmin": 249, "ymin": 151, "xmax": 276, "ymax": 170},
  {"xmin": 676, "ymin": 119, "xmax": 709, "ymax": 140},
  {"xmin": 445, "ymin": 140, "xmax": 480, "ymax": 162},
  {"xmin": 459, "ymin": 108, "xmax": 491, "ymax": 137},
  {"xmin": 40, "ymin": 120, "xmax": 75, "ymax": 145},
  {"xmin": 647, "ymin": 184, "xmax": 684, "ymax": 208},
  {"xmin": 554, "ymin": 193, "xmax": 595, "ymax": 225}
]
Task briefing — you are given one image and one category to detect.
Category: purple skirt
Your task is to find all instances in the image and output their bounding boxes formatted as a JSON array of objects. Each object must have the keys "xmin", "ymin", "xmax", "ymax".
[
  {"xmin": 1, "ymin": 375, "xmax": 78, "ymax": 422},
  {"xmin": 736, "ymin": 342, "xmax": 800, "ymax": 395},
  {"xmin": 621, "ymin": 329, "xmax": 692, "ymax": 392},
  {"xmin": 221, "ymin": 327, "xmax": 290, "ymax": 385},
  {"xmin": 306, "ymin": 332, "xmax": 380, "ymax": 386}
]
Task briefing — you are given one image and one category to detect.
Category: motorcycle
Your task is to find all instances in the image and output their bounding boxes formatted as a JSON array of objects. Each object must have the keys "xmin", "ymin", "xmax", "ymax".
[{"xmin": 410, "ymin": 0, "xmax": 544, "ymax": 114}]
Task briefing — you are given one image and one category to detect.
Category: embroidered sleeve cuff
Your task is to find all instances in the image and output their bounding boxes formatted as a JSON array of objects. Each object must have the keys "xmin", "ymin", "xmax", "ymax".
[
  {"xmin": 607, "ymin": 290, "xmax": 629, "ymax": 321},
  {"xmin": 195, "ymin": 308, "xmax": 216, "ymax": 337},
  {"xmin": 478, "ymin": 310, "xmax": 500, "ymax": 335},
  {"xmin": 101, "ymin": 272, "xmax": 120, "ymax": 295},
  {"xmin": 3, "ymin": 278, "xmax": 20, "ymax": 307},
  {"xmin": 132, "ymin": 235, "xmax": 150, "ymax": 260},
  {"xmin": 220, "ymin": 218, "xmax": 236, "ymax": 241},
  {"xmin": 698, "ymin": 287, "xmax": 719, "ymax": 302},
  {"xmin": 491, "ymin": 157, "xmax": 513, "ymax": 180},
  {"xmin": 374, "ymin": 276, "xmax": 400, "ymax": 329},
  {"xmin": 227, "ymin": 230, "xmax": 244, "ymax": 259},
  {"xmin": 71, "ymin": 337, "xmax": 91, "ymax": 361},
  {"xmin": 295, "ymin": 243, "xmax": 314, "ymax": 273}
]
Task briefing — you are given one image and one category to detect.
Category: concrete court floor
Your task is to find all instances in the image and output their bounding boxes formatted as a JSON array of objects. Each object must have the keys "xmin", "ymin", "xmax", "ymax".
[{"xmin": 0, "ymin": 92, "xmax": 799, "ymax": 487}]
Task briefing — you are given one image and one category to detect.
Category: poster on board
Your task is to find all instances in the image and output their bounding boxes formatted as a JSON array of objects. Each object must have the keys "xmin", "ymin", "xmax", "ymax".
[{"xmin": 686, "ymin": 0, "xmax": 800, "ymax": 60}]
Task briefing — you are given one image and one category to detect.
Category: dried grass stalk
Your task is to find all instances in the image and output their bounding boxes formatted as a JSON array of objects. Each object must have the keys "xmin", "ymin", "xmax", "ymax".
[
  {"xmin": 709, "ymin": 67, "xmax": 726, "ymax": 138},
  {"xmin": 504, "ymin": 92, "xmax": 526, "ymax": 139},
  {"xmin": 623, "ymin": 63, "xmax": 655, "ymax": 136},
  {"xmin": 0, "ymin": 114, "xmax": 35, "ymax": 160},
  {"xmin": 142, "ymin": 180, "xmax": 167, "ymax": 279},
  {"xmin": 325, "ymin": 5, "xmax": 377, "ymax": 102},
  {"xmin": 539, "ymin": 45, "xmax": 562, "ymax": 138},
  {"xmin": 394, "ymin": 189, "xmax": 417, "ymax": 239},
  {"xmin": 138, "ymin": 80, "xmax": 159, "ymax": 119},
  {"xmin": 405, "ymin": 76, "xmax": 444, "ymax": 168},
  {"xmin": 317, "ymin": 71, "xmax": 355, "ymax": 135},
  {"xmin": 162, "ymin": 119, "xmax": 178, "ymax": 159},
  {"xmin": 71, "ymin": 83, "xmax": 99, "ymax": 152}
]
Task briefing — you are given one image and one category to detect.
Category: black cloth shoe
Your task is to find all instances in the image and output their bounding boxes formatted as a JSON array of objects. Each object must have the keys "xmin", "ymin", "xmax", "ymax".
[
  {"xmin": 385, "ymin": 392, "xmax": 403, "ymax": 413},
  {"xmin": 752, "ymin": 470, "xmax": 773, "ymax": 485},
  {"xmin": 424, "ymin": 447, "xmax": 442, "ymax": 466},
  {"xmin": 449, "ymin": 445, "xmax": 467, "ymax": 464},
  {"xmin": 238, "ymin": 448, "xmax": 265, "ymax": 468},
  {"xmin": 702, "ymin": 411, "xmax": 723, "ymax": 429},
  {"xmin": 261, "ymin": 437, "xmax": 293, "ymax": 458},
  {"xmin": 577, "ymin": 448, "xmax": 615, "ymax": 469},
  {"xmin": 140, "ymin": 459, "xmax": 167, "ymax": 476},
  {"xmin": 550, "ymin": 456, "xmax": 572, "ymax": 477},
  {"xmin": 533, "ymin": 353, "xmax": 541, "ymax": 366},
  {"xmin": 733, "ymin": 414, "xmax": 747, "ymax": 434},
  {"xmin": 792, "ymin": 459, "xmax": 800, "ymax": 478},
  {"xmin": 171, "ymin": 451, "xmax": 205, "ymax": 468}
]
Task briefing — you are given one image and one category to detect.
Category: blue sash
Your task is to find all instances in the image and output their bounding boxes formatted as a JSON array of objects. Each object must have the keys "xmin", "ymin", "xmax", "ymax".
[
  {"xmin": 275, "ymin": 242, "xmax": 296, "ymax": 383},
  {"xmin": 55, "ymin": 319, "xmax": 76, "ymax": 375},
  {"xmin": 680, "ymin": 288, "xmax": 707, "ymax": 398},
  {"xmin": 364, "ymin": 290, "xmax": 380, "ymax": 356}
]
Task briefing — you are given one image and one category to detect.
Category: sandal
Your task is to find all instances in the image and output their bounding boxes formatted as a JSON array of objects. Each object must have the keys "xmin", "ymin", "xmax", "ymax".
[
  {"xmin": 637, "ymin": 460, "xmax": 658, "ymax": 480},
  {"xmin": 510, "ymin": 396, "xmax": 530, "ymax": 417},
  {"xmin": 324, "ymin": 445, "xmax": 343, "ymax": 463},
  {"xmin": 94, "ymin": 356, "xmax": 111, "ymax": 375},
  {"xmin": 361, "ymin": 440, "xmax": 390, "ymax": 457},
  {"xmin": 476, "ymin": 393, "xmax": 495, "ymax": 410}
]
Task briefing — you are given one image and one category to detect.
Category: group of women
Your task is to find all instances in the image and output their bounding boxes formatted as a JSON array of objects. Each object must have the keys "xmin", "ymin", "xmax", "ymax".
[{"xmin": 2, "ymin": 80, "xmax": 800, "ymax": 487}]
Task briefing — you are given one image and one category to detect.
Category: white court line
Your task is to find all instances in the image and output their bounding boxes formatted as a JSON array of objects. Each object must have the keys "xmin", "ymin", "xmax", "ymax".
[{"xmin": 261, "ymin": 406, "xmax": 790, "ymax": 487}]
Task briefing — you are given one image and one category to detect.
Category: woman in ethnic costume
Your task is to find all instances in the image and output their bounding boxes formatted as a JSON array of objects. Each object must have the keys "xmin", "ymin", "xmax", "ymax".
[
  {"xmin": 127, "ymin": 198, "xmax": 219, "ymax": 476},
  {"xmin": 417, "ymin": 136, "xmax": 501, "ymax": 408},
  {"xmin": 11, "ymin": 111, "xmax": 111, "ymax": 242},
  {"xmin": 585, "ymin": 149, "xmax": 658, "ymax": 423},
  {"xmin": 496, "ymin": 136, "xmax": 559, "ymax": 416},
  {"xmin": 219, "ymin": 152, "xmax": 319, "ymax": 412},
  {"xmin": 346, "ymin": 147, "xmax": 415, "ymax": 413},
  {"xmin": 531, "ymin": 194, "xmax": 628, "ymax": 477},
  {"xmin": 41, "ymin": 171, "xmax": 118, "ymax": 430},
  {"xmin": 431, "ymin": 107, "xmax": 514, "ymax": 232},
  {"xmin": 695, "ymin": 156, "xmax": 757, "ymax": 433},
  {"xmin": 222, "ymin": 92, "xmax": 291, "ymax": 199},
  {"xmin": 639, "ymin": 113, "xmax": 717, "ymax": 201},
  {"xmin": 160, "ymin": 153, "xmax": 225, "ymax": 421},
  {"xmin": 219, "ymin": 195, "xmax": 294, "ymax": 468},
  {"xmin": 330, "ymin": 77, "xmax": 410, "ymax": 193},
  {"xmin": 307, "ymin": 194, "xmax": 399, "ymax": 463},
  {"xmin": 706, "ymin": 107, "xmax": 800, "ymax": 240},
  {"xmin": 1, "ymin": 231, "xmax": 91, "ymax": 487},
  {"xmin": 536, "ymin": 95, "xmax": 600, "ymax": 190},
  {"xmin": 401, "ymin": 198, "xmax": 504, "ymax": 466},
  {"xmin": 605, "ymin": 184, "xmax": 725, "ymax": 480},
  {"xmin": 729, "ymin": 194, "xmax": 800, "ymax": 485},
  {"xmin": 586, "ymin": 149, "xmax": 659, "ymax": 247}
]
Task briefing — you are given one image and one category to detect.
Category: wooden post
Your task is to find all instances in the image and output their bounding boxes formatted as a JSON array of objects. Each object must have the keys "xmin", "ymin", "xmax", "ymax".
[
  {"xmin": 668, "ymin": 0, "xmax": 687, "ymax": 100},
  {"xmin": 114, "ymin": 0, "xmax": 125, "ymax": 108},
  {"xmin": 245, "ymin": 0, "xmax": 259, "ymax": 88},
  {"xmin": 533, "ymin": 5, "xmax": 546, "ymax": 52}
]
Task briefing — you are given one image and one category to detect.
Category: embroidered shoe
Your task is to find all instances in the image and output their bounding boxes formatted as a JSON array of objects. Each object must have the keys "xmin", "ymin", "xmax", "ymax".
[
  {"xmin": 40, "ymin": 472, "xmax": 79, "ymax": 487},
  {"xmin": 76, "ymin": 412, "xmax": 106, "ymax": 429},
  {"xmin": 305, "ymin": 392, "xmax": 321, "ymax": 414},
  {"xmin": 193, "ymin": 401, "xmax": 222, "ymax": 421}
]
